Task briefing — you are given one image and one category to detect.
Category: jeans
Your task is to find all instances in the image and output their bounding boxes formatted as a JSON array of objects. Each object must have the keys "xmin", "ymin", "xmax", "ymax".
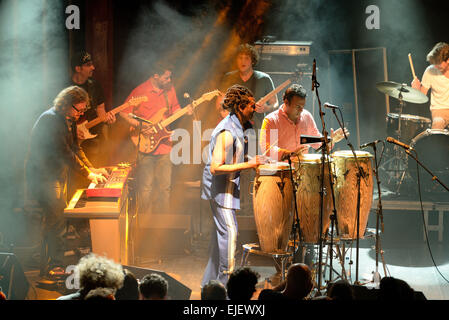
[{"xmin": 136, "ymin": 153, "xmax": 172, "ymax": 214}]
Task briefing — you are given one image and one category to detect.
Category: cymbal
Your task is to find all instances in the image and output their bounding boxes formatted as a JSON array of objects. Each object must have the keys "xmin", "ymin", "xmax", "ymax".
[{"xmin": 376, "ymin": 81, "xmax": 429, "ymax": 104}]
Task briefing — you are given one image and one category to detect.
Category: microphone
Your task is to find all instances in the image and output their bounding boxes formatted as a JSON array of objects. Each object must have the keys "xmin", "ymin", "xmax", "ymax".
[
  {"xmin": 324, "ymin": 102, "xmax": 340, "ymax": 110},
  {"xmin": 129, "ymin": 113, "xmax": 152, "ymax": 124},
  {"xmin": 183, "ymin": 92, "xmax": 191, "ymax": 100},
  {"xmin": 311, "ymin": 59, "xmax": 316, "ymax": 91},
  {"xmin": 300, "ymin": 135, "xmax": 330, "ymax": 144},
  {"xmin": 360, "ymin": 139, "xmax": 382, "ymax": 149},
  {"xmin": 386, "ymin": 137, "xmax": 413, "ymax": 150}
]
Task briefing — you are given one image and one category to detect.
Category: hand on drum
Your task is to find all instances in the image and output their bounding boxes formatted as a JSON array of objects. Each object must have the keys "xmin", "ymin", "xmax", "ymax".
[{"xmin": 248, "ymin": 155, "xmax": 269, "ymax": 168}]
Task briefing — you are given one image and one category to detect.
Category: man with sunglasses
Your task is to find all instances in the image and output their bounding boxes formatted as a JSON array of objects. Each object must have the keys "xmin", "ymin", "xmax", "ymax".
[{"xmin": 25, "ymin": 86, "xmax": 108, "ymax": 277}]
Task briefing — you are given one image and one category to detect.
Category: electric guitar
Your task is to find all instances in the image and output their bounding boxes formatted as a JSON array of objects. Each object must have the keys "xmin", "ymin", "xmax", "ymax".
[
  {"xmin": 77, "ymin": 96, "xmax": 148, "ymax": 140},
  {"xmin": 131, "ymin": 90, "xmax": 221, "ymax": 154}
]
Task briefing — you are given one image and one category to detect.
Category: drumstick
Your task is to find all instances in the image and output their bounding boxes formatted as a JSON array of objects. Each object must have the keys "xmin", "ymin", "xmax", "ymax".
[
  {"xmin": 262, "ymin": 139, "xmax": 279, "ymax": 156},
  {"xmin": 408, "ymin": 53, "xmax": 417, "ymax": 79}
]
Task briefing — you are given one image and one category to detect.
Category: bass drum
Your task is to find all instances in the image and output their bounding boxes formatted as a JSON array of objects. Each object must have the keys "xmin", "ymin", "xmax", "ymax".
[{"xmin": 409, "ymin": 129, "xmax": 449, "ymax": 196}]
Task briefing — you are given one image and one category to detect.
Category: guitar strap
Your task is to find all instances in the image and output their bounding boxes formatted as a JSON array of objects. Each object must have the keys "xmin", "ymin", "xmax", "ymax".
[{"xmin": 163, "ymin": 91, "xmax": 170, "ymax": 115}]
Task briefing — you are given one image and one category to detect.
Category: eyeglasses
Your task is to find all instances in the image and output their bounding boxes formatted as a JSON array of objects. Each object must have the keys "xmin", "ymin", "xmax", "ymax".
[{"xmin": 72, "ymin": 104, "xmax": 88, "ymax": 113}]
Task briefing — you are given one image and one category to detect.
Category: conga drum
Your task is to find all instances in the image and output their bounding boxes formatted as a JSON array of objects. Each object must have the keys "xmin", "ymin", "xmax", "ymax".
[
  {"xmin": 294, "ymin": 154, "xmax": 333, "ymax": 243},
  {"xmin": 253, "ymin": 163, "xmax": 294, "ymax": 253},
  {"xmin": 333, "ymin": 150, "xmax": 374, "ymax": 239}
]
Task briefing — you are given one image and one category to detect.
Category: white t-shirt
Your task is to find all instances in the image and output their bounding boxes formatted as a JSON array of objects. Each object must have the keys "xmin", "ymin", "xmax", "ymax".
[{"xmin": 421, "ymin": 65, "xmax": 449, "ymax": 110}]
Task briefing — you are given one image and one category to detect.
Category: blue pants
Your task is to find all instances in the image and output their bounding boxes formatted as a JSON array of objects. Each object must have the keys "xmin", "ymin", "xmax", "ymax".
[{"xmin": 201, "ymin": 201, "xmax": 238, "ymax": 287}]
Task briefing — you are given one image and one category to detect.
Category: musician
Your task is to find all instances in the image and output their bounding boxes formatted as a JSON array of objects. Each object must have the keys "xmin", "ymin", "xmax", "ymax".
[
  {"xmin": 412, "ymin": 42, "xmax": 449, "ymax": 129},
  {"xmin": 70, "ymin": 51, "xmax": 116, "ymax": 166},
  {"xmin": 259, "ymin": 84, "xmax": 346, "ymax": 267},
  {"xmin": 25, "ymin": 86, "xmax": 108, "ymax": 276},
  {"xmin": 119, "ymin": 63, "xmax": 181, "ymax": 215},
  {"xmin": 216, "ymin": 43, "xmax": 278, "ymax": 130},
  {"xmin": 201, "ymin": 84, "xmax": 267, "ymax": 287},
  {"xmin": 260, "ymin": 84, "xmax": 346, "ymax": 161},
  {"xmin": 216, "ymin": 43, "xmax": 278, "ymax": 215}
]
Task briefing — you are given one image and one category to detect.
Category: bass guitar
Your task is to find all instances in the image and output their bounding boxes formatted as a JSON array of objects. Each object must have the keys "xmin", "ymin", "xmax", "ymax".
[
  {"xmin": 78, "ymin": 96, "xmax": 148, "ymax": 140},
  {"xmin": 131, "ymin": 90, "xmax": 220, "ymax": 154}
]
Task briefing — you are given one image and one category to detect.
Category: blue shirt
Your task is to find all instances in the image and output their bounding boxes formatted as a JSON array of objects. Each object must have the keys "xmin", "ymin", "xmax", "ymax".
[{"xmin": 201, "ymin": 113, "xmax": 250, "ymax": 209}]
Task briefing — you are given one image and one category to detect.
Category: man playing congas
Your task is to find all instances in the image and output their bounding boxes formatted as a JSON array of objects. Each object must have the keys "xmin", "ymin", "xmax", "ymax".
[
  {"xmin": 201, "ymin": 85, "xmax": 267, "ymax": 287},
  {"xmin": 259, "ymin": 84, "xmax": 346, "ymax": 161},
  {"xmin": 259, "ymin": 84, "xmax": 347, "ymax": 266}
]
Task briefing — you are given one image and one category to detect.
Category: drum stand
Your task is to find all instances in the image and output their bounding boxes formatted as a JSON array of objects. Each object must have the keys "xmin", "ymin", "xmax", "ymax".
[
  {"xmin": 330, "ymin": 107, "xmax": 370, "ymax": 285},
  {"xmin": 381, "ymin": 88, "xmax": 409, "ymax": 194}
]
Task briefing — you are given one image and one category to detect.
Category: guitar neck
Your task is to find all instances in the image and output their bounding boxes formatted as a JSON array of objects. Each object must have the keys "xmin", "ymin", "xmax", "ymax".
[
  {"xmin": 160, "ymin": 105, "xmax": 190, "ymax": 128},
  {"xmin": 257, "ymin": 79, "xmax": 292, "ymax": 106},
  {"xmin": 84, "ymin": 101, "xmax": 130, "ymax": 129}
]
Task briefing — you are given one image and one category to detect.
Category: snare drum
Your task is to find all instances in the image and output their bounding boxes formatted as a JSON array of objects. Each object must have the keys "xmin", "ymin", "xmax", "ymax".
[
  {"xmin": 333, "ymin": 150, "xmax": 374, "ymax": 239},
  {"xmin": 386, "ymin": 113, "xmax": 431, "ymax": 143},
  {"xmin": 294, "ymin": 154, "xmax": 333, "ymax": 243},
  {"xmin": 253, "ymin": 162, "xmax": 293, "ymax": 253}
]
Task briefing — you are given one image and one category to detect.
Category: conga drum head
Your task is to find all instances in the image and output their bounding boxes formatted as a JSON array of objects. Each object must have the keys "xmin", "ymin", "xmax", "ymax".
[
  {"xmin": 257, "ymin": 162, "xmax": 291, "ymax": 176},
  {"xmin": 409, "ymin": 129, "xmax": 449, "ymax": 194}
]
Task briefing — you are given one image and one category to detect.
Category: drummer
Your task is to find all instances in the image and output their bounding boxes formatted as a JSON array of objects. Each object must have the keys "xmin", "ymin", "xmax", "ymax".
[
  {"xmin": 411, "ymin": 42, "xmax": 449, "ymax": 129},
  {"xmin": 259, "ymin": 84, "xmax": 346, "ymax": 161},
  {"xmin": 201, "ymin": 84, "xmax": 268, "ymax": 287}
]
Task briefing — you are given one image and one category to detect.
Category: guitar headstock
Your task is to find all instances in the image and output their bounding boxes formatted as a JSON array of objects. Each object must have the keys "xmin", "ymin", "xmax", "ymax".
[
  {"xmin": 198, "ymin": 90, "xmax": 221, "ymax": 103},
  {"xmin": 128, "ymin": 96, "xmax": 148, "ymax": 106}
]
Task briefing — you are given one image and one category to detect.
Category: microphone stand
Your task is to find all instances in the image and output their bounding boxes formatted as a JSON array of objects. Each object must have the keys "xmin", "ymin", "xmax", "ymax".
[
  {"xmin": 287, "ymin": 155, "xmax": 304, "ymax": 265},
  {"xmin": 311, "ymin": 60, "xmax": 336, "ymax": 294},
  {"xmin": 330, "ymin": 108, "xmax": 367, "ymax": 285},
  {"xmin": 370, "ymin": 142, "xmax": 387, "ymax": 286},
  {"xmin": 404, "ymin": 149, "xmax": 449, "ymax": 192},
  {"xmin": 128, "ymin": 119, "xmax": 145, "ymax": 264}
]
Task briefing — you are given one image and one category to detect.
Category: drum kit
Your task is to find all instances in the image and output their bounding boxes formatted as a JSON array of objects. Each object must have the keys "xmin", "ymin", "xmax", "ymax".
[{"xmin": 375, "ymin": 80, "xmax": 432, "ymax": 194}]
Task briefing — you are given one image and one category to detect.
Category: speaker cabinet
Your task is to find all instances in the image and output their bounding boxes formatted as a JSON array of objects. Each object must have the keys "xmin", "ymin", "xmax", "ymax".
[{"xmin": 0, "ymin": 253, "xmax": 29, "ymax": 300}]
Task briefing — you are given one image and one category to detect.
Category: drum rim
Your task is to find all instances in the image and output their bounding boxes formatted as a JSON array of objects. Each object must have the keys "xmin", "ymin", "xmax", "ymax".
[
  {"xmin": 387, "ymin": 113, "xmax": 432, "ymax": 123},
  {"xmin": 410, "ymin": 128, "xmax": 449, "ymax": 147},
  {"xmin": 332, "ymin": 150, "xmax": 373, "ymax": 158}
]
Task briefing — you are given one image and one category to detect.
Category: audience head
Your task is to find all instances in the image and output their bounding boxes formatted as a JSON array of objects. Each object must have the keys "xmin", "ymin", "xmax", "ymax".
[
  {"xmin": 327, "ymin": 280, "xmax": 354, "ymax": 301},
  {"xmin": 84, "ymin": 287, "xmax": 116, "ymax": 301},
  {"xmin": 115, "ymin": 269, "xmax": 139, "ymax": 300},
  {"xmin": 282, "ymin": 263, "xmax": 313, "ymax": 300},
  {"xmin": 77, "ymin": 253, "xmax": 124, "ymax": 296},
  {"xmin": 379, "ymin": 277, "xmax": 415, "ymax": 301},
  {"xmin": 226, "ymin": 267, "xmax": 260, "ymax": 300},
  {"xmin": 201, "ymin": 280, "xmax": 227, "ymax": 300},
  {"xmin": 139, "ymin": 273, "xmax": 169, "ymax": 300}
]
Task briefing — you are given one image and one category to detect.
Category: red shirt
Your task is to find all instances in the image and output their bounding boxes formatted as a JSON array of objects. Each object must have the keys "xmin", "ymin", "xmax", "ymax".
[{"xmin": 123, "ymin": 79, "xmax": 180, "ymax": 155}]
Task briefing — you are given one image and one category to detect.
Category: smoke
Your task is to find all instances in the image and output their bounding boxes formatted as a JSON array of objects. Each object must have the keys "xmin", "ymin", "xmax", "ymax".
[{"xmin": 0, "ymin": 0, "xmax": 68, "ymax": 249}]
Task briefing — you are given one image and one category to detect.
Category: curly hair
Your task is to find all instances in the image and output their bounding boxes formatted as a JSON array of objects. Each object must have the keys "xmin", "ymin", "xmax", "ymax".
[
  {"xmin": 427, "ymin": 42, "xmax": 449, "ymax": 65},
  {"xmin": 237, "ymin": 43, "xmax": 260, "ymax": 67},
  {"xmin": 222, "ymin": 84, "xmax": 254, "ymax": 113},
  {"xmin": 77, "ymin": 253, "xmax": 124, "ymax": 292},
  {"xmin": 53, "ymin": 86, "xmax": 90, "ymax": 113}
]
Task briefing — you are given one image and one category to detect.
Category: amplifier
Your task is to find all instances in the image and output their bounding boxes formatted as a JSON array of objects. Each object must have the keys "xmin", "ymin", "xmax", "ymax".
[{"xmin": 254, "ymin": 41, "xmax": 312, "ymax": 56}]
